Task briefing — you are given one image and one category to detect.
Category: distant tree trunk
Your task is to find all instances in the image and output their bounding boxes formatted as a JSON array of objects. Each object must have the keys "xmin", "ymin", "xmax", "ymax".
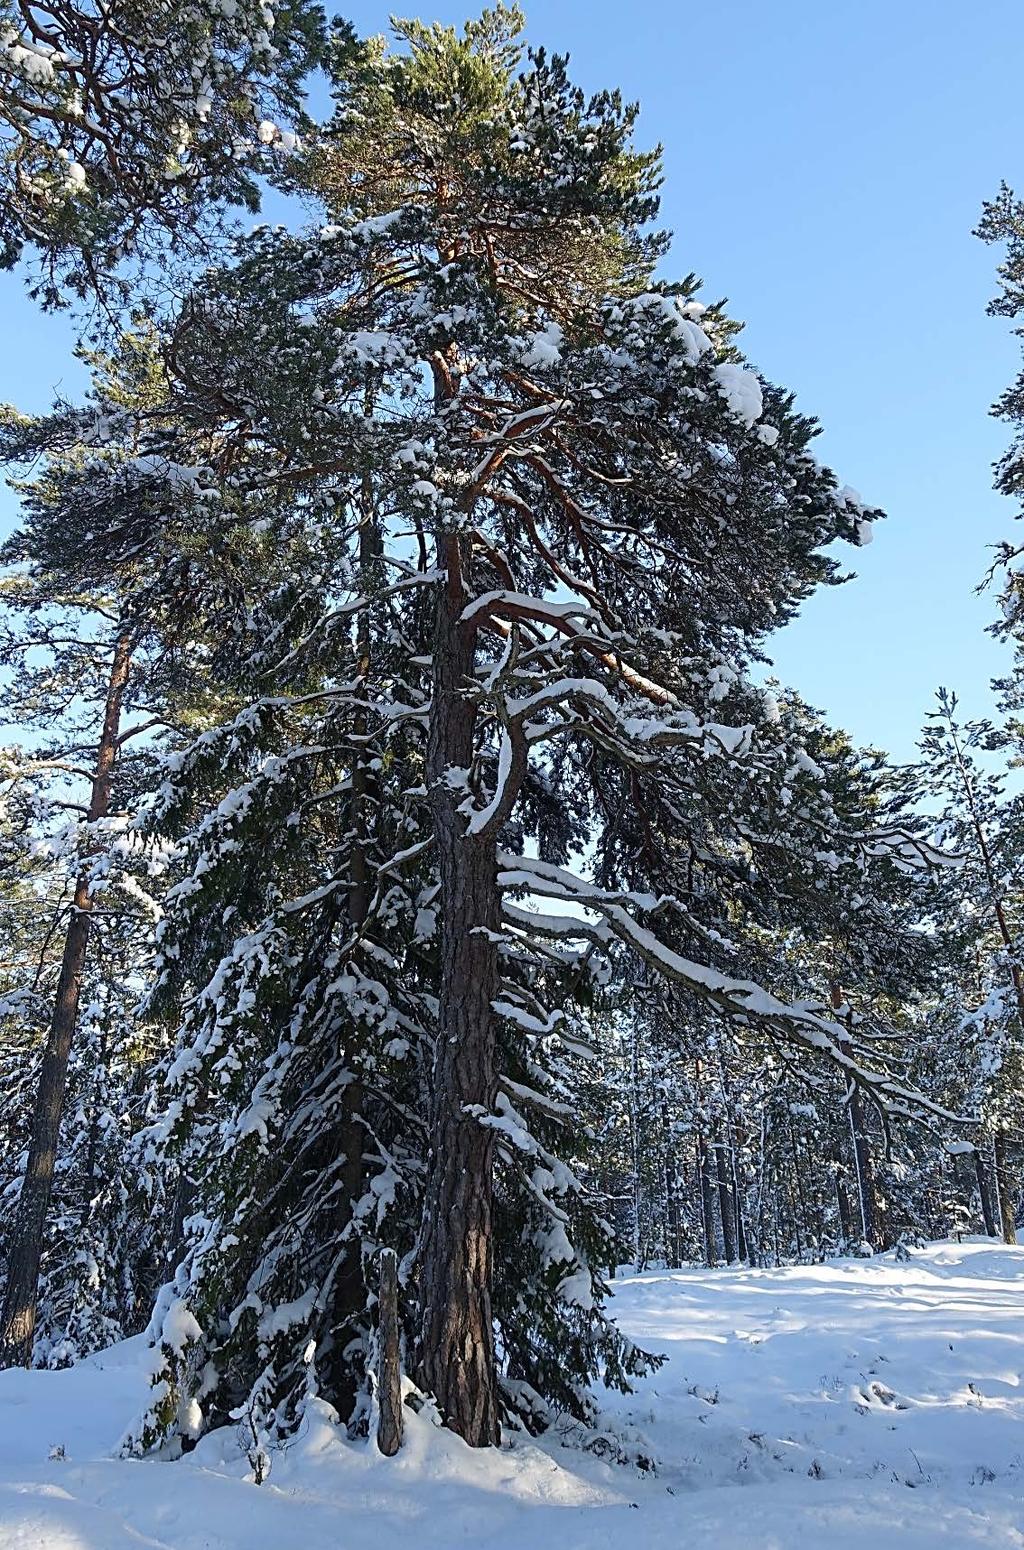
[
  {"xmin": 830, "ymin": 990, "xmax": 879, "ymax": 1251},
  {"xmin": 658, "ymin": 1098, "xmax": 677, "ymax": 1266},
  {"xmin": 718, "ymin": 1056, "xmax": 747, "ymax": 1262},
  {"xmin": 975, "ymin": 1147, "xmax": 998, "ymax": 1238},
  {"xmin": 698, "ymin": 1135, "xmax": 718, "ymax": 1267},
  {"xmin": 833, "ymin": 1155, "xmax": 856, "ymax": 1247},
  {"xmin": 715, "ymin": 1129, "xmax": 738, "ymax": 1264},
  {"xmin": 0, "ymin": 631, "xmax": 132, "ymax": 1368},
  {"xmin": 416, "ymin": 534, "xmax": 501, "ymax": 1447},
  {"xmin": 376, "ymin": 1249, "xmax": 403, "ymax": 1457},
  {"xmin": 846, "ymin": 1082, "xmax": 878, "ymax": 1248},
  {"xmin": 993, "ymin": 1132, "xmax": 1017, "ymax": 1245},
  {"xmin": 629, "ymin": 1032, "xmax": 645, "ymax": 1268},
  {"xmin": 788, "ymin": 1121, "xmax": 812, "ymax": 1259}
]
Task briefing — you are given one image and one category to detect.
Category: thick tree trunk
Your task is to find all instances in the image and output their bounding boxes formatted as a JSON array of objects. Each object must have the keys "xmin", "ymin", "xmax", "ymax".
[
  {"xmin": 993, "ymin": 1132, "xmax": 1017, "ymax": 1245},
  {"xmin": 376, "ymin": 1249, "xmax": 403, "ymax": 1457},
  {"xmin": 0, "ymin": 632, "xmax": 132, "ymax": 1368},
  {"xmin": 416, "ymin": 536, "xmax": 501, "ymax": 1447}
]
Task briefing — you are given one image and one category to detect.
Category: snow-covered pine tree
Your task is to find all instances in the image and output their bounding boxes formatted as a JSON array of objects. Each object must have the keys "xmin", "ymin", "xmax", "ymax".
[
  {"xmin": 113, "ymin": 7, "xmax": 960, "ymax": 1451},
  {"xmin": 0, "ymin": 0, "xmax": 324, "ymax": 299}
]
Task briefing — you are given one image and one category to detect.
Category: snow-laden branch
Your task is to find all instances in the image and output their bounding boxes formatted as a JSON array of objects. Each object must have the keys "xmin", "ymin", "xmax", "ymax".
[{"xmin": 497, "ymin": 854, "xmax": 962, "ymax": 1124}]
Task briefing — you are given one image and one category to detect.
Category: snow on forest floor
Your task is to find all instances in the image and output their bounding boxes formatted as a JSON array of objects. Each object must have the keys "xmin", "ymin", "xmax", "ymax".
[{"xmin": 3, "ymin": 1240, "xmax": 1024, "ymax": 1548}]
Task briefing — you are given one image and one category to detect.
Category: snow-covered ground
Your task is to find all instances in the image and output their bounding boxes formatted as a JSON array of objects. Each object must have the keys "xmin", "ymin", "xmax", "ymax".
[{"xmin": 3, "ymin": 1240, "xmax": 1024, "ymax": 1548}]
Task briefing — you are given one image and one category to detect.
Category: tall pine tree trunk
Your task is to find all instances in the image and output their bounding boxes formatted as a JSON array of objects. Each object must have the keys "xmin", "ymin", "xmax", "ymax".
[
  {"xmin": 0, "ymin": 631, "xmax": 132, "ymax": 1368},
  {"xmin": 416, "ymin": 535, "xmax": 501, "ymax": 1447}
]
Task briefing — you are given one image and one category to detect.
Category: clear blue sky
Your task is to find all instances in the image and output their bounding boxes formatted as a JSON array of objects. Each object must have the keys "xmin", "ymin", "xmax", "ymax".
[{"xmin": 3, "ymin": 0, "xmax": 1022, "ymax": 760}]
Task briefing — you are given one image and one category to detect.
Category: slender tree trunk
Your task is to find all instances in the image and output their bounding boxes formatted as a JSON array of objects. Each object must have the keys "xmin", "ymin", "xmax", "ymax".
[
  {"xmin": 830, "ymin": 991, "xmax": 879, "ymax": 1251},
  {"xmin": 717, "ymin": 1056, "xmax": 747, "ymax": 1262},
  {"xmin": 0, "ymin": 632, "xmax": 132, "ymax": 1368},
  {"xmin": 833, "ymin": 1154, "xmax": 855, "ymax": 1247},
  {"xmin": 416, "ymin": 535, "xmax": 501, "ymax": 1447},
  {"xmin": 628, "ymin": 1033, "xmax": 644, "ymax": 1268},
  {"xmin": 698, "ymin": 1136, "xmax": 719, "ymax": 1267},
  {"xmin": 846, "ymin": 1084, "xmax": 878, "ymax": 1248},
  {"xmin": 993, "ymin": 1132, "xmax": 1017, "ymax": 1245},
  {"xmin": 376, "ymin": 1249, "xmax": 403, "ymax": 1457},
  {"xmin": 715, "ymin": 1128, "xmax": 738, "ymax": 1264},
  {"xmin": 659, "ymin": 1098, "xmax": 682, "ymax": 1268},
  {"xmin": 975, "ymin": 1147, "xmax": 998, "ymax": 1238},
  {"xmin": 329, "ymin": 484, "xmax": 378, "ymax": 1423}
]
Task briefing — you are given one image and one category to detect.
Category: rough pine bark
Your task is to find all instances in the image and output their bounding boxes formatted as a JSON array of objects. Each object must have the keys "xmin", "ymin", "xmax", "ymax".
[
  {"xmin": 376, "ymin": 1249, "xmax": 403, "ymax": 1457},
  {"xmin": 416, "ymin": 534, "xmax": 501, "ymax": 1447},
  {"xmin": 0, "ymin": 632, "xmax": 132, "ymax": 1368}
]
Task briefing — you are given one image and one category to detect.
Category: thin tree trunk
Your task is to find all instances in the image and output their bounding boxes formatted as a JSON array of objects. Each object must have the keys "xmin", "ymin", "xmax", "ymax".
[
  {"xmin": 715, "ymin": 1129, "xmax": 738, "ymax": 1264},
  {"xmin": 659, "ymin": 1097, "xmax": 682, "ymax": 1268},
  {"xmin": 994, "ymin": 1132, "xmax": 1017, "ymax": 1245},
  {"xmin": 329, "ymin": 481, "xmax": 377, "ymax": 1423},
  {"xmin": 788, "ymin": 1120, "xmax": 812, "ymax": 1258},
  {"xmin": 416, "ymin": 534, "xmax": 501, "ymax": 1447},
  {"xmin": 833, "ymin": 1154, "xmax": 855, "ymax": 1247},
  {"xmin": 975, "ymin": 1147, "xmax": 998, "ymax": 1238},
  {"xmin": 376, "ymin": 1249, "xmax": 403, "ymax": 1457},
  {"xmin": 830, "ymin": 990, "xmax": 879, "ymax": 1251},
  {"xmin": 0, "ymin": 632, "xmax": 132, "ymax": 1368},
  {"xmin": 846, "ymin": 1084, "xmax": 878, "ymax": 1248},
  {"xmin": 698, "ymin": 1136, "xmax": 719, "ymax": 1267},
  {"xmin": 717, "ymin": 1055, "xmax": 747, "ymax": 1262},
  {"xmin": 628, "ymin": 1032, "xmax": 644, "ymax": 1268}
]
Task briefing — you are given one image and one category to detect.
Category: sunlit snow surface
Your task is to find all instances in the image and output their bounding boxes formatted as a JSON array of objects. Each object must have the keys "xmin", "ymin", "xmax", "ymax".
[{"xmin": 3, "ymin": 1241, "xmax": 1024, "ymax": 1548}]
